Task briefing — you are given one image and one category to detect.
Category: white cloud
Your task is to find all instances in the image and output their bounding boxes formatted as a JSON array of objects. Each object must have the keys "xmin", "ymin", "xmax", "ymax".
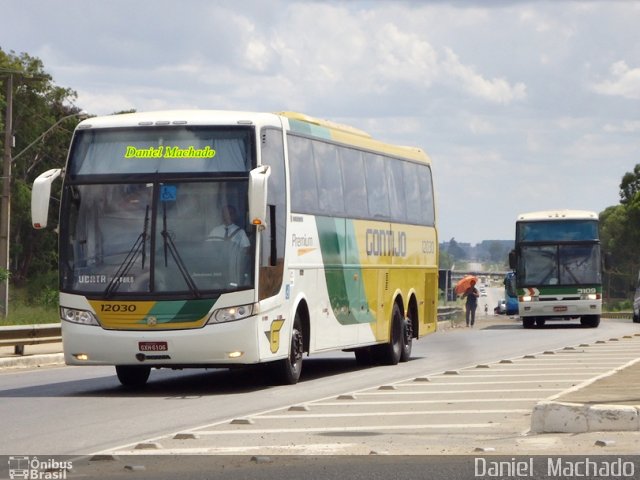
[
  {"xmin": 603, "ymin": 121, "xmax": 640, "ymax": 133},
  {"xmin": 592, "ymin": 61, "xmax": 640, "ymax": 99},
  {"xmin": 442, "ymin": 48, "xmax": 527, "ymax": 104},
  {"xmin": 467, "ymin": 115, "xmax": 497, "ymax": 135}
]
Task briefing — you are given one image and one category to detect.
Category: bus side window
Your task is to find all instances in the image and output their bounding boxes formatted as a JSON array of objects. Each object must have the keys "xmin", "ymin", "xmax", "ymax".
[
  {"xmin": 340, "ymin": 149, "xmax": 367, "ymax": 217},
  {"xmin": 259, "ymin": 128, "xmax": 286, "ymax": 299}
]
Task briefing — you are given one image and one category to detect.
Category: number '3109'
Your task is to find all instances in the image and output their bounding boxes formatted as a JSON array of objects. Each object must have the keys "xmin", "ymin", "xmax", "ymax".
[{"xmin": 577, "ymin": 288, "xmax": 596, "ymax": 294}]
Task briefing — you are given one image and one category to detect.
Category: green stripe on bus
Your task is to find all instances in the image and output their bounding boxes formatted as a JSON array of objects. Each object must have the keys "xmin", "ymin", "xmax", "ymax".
[
  {"xmin": 147, "ymin": 299, "xmax": 215, "ymax": 324},
  {"xmin": 317, "ymin": 217, "xmax": 374, "ymax": 326},
  {"xmin": 287, "ymin": 119, "xmax": 332, "ymax": 140}
]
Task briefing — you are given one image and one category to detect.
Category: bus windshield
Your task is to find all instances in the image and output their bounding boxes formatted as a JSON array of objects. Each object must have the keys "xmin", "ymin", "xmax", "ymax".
[
  {"xmin": 516, "ymin": 220, "xmax": 598, "ymax": 243},
  {"xmin": 61, "ymin": 179, "xmax": 253, "ymax": 297},
  {"xmin": 517, "ymin": 244, "xmax": 601, "ymax": 286}
]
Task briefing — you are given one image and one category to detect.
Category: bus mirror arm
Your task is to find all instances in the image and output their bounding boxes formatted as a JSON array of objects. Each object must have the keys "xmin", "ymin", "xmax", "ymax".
[
  {"xmin": 31, "ymin": 168, "xmax": 63, "ymax": 229},
  {"xmin": 249, "ymin": 165, "xmax": 271, "ymax": 228}
]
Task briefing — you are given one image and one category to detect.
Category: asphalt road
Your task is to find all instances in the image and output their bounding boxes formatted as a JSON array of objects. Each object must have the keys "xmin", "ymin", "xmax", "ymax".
[{"xmin": 2, "ymin": 294, "xmax": 638, "ymax": 458}]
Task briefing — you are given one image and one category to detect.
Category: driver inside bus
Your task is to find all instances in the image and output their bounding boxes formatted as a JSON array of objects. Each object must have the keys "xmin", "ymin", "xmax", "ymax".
[{"xmin": 207, "ymin": 204, "xmax": 250, "ymax": 249}]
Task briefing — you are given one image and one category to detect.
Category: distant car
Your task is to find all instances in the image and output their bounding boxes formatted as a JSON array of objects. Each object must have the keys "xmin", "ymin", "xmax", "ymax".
[{"xmin": 494, "ymin": 299, "xmax": 506, "ymax": 315}]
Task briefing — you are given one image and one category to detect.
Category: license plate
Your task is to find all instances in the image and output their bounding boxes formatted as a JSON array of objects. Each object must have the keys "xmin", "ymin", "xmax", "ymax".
[
  {"xmin": 138, "ymin": 341, "xmax": 168, "ymax": 352},
  {"xmin": 553, "ymin": 306, "xmax": 568, "ymax": 312}
]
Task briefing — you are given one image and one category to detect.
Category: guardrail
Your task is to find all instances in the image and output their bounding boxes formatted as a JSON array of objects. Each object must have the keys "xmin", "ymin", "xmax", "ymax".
[
  {"xmin": 0, "ymin": 323, "xmax": 61, "ymax": 355},
  {"xmin": 604, "ymin": 312, "xmax": 633, "ymax": 320},
  {"xmin": 436, "ymin": 306, "xmax": 463, "ymax": 320}
]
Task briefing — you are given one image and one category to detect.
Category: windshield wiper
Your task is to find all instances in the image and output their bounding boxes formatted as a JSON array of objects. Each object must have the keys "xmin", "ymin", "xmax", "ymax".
[
  {"xmin": 105, "ymin": 205, "xmax": 150, "ymax": 298},
  {"xmin": 161, "ymin": 204, "xmax": 201, "ymax": 298}
]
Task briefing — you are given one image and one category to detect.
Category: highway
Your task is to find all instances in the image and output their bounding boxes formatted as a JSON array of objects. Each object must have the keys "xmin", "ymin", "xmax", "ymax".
[{"xmin": 2, "ymin": 288, "xmax": 639, "ymax": 459}]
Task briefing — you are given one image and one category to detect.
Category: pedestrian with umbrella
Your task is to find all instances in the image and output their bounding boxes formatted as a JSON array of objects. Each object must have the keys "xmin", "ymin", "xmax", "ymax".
[{"xmin": 455, "ymin": 275, "xmax": 480, "ymax": 327}]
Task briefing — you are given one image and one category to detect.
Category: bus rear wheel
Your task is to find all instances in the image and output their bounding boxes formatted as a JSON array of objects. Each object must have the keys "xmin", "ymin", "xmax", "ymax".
[
  {"xmin": 115, "ymin": 365, "xmax": 151, "ymax": 387},
  {"xmin": 375, "ymin": 303, "xmax": 403, "ymax": 365},
  {"xmin": 272, "ymin": 314, "xmax": 304, "ymax": 385},
  {"xmin": 399, "ymin": 315, "xmax": 413, "ymax": 363}
]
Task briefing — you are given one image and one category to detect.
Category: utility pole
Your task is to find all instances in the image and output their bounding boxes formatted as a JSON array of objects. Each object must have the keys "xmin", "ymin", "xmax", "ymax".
[{"xmin": 1, "ymin": 74, "xmax": 13, "ymax": 317}]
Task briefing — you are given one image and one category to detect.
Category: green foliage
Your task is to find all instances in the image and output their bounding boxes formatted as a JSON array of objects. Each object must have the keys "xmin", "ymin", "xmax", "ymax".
[
  {"xmin": 1, "ymin": 48, "xmax": 81, "ymax": 288},
  {"xmin": 26, "ymin": 270, "xmax": 58, "ymax": 307},
  {"xmin": 600, "ymin": 164, "xmax": 640, "ymax": 299},
  {"xmin": 439, "ymin": 250, "xmax": 454, "ymax": 270},
  {"xmin": 620, "ymin": 164, "xmax": 640, "ymax": 205},
  {"xmin": 0, "ymin": 268, "xmax": 9, "ymax": 283},
  {"xmin": 0, "ymin": 285, "xmax": 58, "ymax": 326}
]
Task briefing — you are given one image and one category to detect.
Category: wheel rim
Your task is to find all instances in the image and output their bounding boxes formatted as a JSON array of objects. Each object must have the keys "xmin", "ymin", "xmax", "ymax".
[
  {"xmin": 403, "ymin": 317, "xmax": 412, "ymax": 349},
  {"xmin": 290, "ymin": 327, "xmax": 304, "ymax": 370}
]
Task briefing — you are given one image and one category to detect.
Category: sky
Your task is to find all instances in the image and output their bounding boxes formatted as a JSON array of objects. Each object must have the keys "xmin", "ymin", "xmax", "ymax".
[{"xmin": 1, "ymin": 0, "xmax": 639, "ymax": 245}]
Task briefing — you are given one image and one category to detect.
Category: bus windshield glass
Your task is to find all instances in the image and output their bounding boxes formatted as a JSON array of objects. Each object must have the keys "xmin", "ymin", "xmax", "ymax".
[
  {"xmin": 61, "ymin": 180, "xmax": 253, "ymax": 297},
  {"xmin": 516, "ymin": 220, "xmax": 598, "ymax": 243},
  {"xmin": 67, "ymin": 126, "xmax": 253, "ymax": 176},
  {"xmin": 517, "ymin": 244, "xmax": 601, "ymax": 286}
]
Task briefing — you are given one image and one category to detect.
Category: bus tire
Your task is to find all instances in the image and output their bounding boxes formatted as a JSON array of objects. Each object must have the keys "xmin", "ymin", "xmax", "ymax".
[
  {"xmin": 272, "ymin": 314, "xmax": 304, "ymax": 385},
  {"xmin": 375, "ymin": 303, "xmax": 403, "ymax": 365},
  {"xmin": 580, "ymin": 315, "xmax": 600, "ymax": 328},
  {"xmin": 399, "ymin": 315, "xmax": 413, "ymax": 363},
  {"xmin": 523, "ymin": 318, "xmax": 535, "ymax": 329},
  {"xmin": 535, "ymin": 318, "xmax": 546, "ymax": 327},
  {"xmin": 354, "ymin": 347, "xmax": 374, "ymax": 365},
  {"xmin": 115, "ymin": 365, "xmax": 151, "ymax": 387}
]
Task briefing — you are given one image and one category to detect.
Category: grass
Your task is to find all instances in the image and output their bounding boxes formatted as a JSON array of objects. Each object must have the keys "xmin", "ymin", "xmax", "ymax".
[
  {"xmin": 0, "ymin": 286, "xmax": 59, "ymax": 326},
  {"xmin": 0, "ymin": 304, "xmax": 59, "ymax": 326}
]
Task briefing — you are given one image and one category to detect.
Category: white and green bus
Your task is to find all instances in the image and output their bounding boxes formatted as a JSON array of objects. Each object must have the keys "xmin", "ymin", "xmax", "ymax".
[
  {"xmin": 508, "ymin": 210, "xmax": 602, "ymax": 328},
  {"xmin": 32, "ymin": 110, "xmax": 438, "ymax": 386}
]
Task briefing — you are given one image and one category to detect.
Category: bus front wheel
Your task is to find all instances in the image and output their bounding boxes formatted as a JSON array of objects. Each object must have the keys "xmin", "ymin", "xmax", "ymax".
[
  {"xmin": 272, "ymin": 314, "xmax": 304, "ymax": 385},
  {"xmin": 115, "ymin": 365, "xmax": 151, "ymax": 387},
  {"xmin": 523, "ymin": 318, "xmax": 535, "ymax": 329}
]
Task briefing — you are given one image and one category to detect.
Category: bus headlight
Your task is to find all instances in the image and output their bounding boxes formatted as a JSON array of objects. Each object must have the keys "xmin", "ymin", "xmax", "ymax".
[
  {"xmin": 521, "ymin": 295, "xmax": 532, "ymax": 302},
  {"xmin": 60, "ymin": 307, "xmax": 100, "ymax": 326},
  {"xmin": 209, "ymin": 304, "xmax": 255, "ymax": 324}
]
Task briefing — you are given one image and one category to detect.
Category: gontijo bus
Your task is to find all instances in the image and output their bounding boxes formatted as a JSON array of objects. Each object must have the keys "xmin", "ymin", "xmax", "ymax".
[
  {"xmin": 31, "ymin": 110, "xmax": 438, "ymax": 387},
  {"xmin": 508, "ymin": 210, "xmax": 602, "ymax": 328}
]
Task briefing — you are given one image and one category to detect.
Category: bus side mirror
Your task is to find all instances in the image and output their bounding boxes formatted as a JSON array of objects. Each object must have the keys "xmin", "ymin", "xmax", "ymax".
[
  {"xmin": 31, "ymin": 168, "xmax": 62, "ymax": 229},
  {"xmin": 248, "ymin": 165, "xmax": 271, "ymax": 229},
  {"xmin": 508, "ymin": 249, "xmax": 516, "ymax": 270}
]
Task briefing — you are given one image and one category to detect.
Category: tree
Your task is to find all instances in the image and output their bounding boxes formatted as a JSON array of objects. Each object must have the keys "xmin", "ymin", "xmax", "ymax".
[
  {"xmin": 446, "ymin": 237, "xmax": 466, "ymax": 260},
  {"xmin": 620, "ymin": 164, "xmax": 640, "ymax": 205},
  {"xmin": 600, "ymin": 165, "xmax": 640, "ymax": 299},
  {"xmin": 1, "ymin": 49, "xmax": 82, "ymax": 290},
  {"xmin": 439, "ymin": 250, "xmax": 454, "ymax": 270}
]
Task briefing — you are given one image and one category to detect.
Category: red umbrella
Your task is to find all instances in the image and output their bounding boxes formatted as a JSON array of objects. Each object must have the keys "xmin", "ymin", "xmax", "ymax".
[{"xmin": 454, "ymin": 275, "xmax": 478, "ymax": 295}]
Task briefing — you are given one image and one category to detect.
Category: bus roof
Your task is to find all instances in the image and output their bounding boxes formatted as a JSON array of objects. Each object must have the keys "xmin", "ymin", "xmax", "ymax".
[
  {"xmin": 76, "ymin": 110, "xmax": 430, "ymax": 164},
  {"xmin": 280, "ymin": 111, "xmax": 430, "ymax": 163},
  {"xmin": 516, "ymin": 210, "xmax": 598, "ymax": 222},
  {"xmin": 75, "ymin": 110, "xmax": 283, "ymax": 130}
]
